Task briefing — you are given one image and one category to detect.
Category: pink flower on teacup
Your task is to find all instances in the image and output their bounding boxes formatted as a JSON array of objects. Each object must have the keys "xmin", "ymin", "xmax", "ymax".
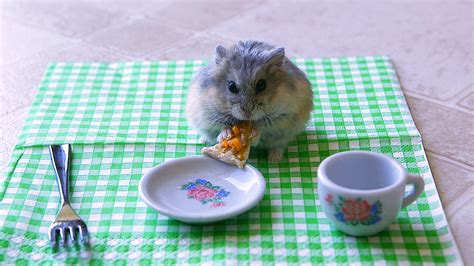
[
  {"xmin": 342, "ymin": 199, "xmax": 371, "ymax": 222},
  {"xmin": 325, "ymin": 194, "xmax": 333, "ymax": 204},
  {"xmin": 187, "ymin": 187, "xmax": 218, "ymax": 201},
  {"xmin": 332, "ymin": 196, "xmax": 383, "ymax": 225}
]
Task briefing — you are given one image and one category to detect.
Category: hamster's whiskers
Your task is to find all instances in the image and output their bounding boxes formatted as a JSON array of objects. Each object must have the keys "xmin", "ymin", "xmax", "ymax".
[
  {"xmin": 255, "ymin": 113, "xmax": 288, "ymax": 126},
  {"xmin": 262, "ymin": 115, "xmax": 274, "ymax": 126},
  {"xmin": 208, "ymin": 112, "xmax": 241, "ymax": 126}
]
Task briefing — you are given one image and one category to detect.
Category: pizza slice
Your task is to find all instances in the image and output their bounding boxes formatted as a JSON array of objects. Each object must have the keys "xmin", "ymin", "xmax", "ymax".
[{"xmin": 201, "ymin": 121, "xmax": 253, "ymax": 168}]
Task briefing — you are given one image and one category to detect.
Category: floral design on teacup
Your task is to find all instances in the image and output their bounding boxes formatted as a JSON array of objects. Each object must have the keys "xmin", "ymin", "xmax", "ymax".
[
  {"xmin": 325, "ymin": 194, "xmax": 383, "ymax": 225},
  {"xmin": 181, "ymin": 179, "xmax": 230, "ymax": 208}
]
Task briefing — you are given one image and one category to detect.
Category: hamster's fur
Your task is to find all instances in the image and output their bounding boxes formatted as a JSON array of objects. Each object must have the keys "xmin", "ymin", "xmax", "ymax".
[{"xmin": 186, "ymin": 40, "xmax": 313, "ymax": 162}]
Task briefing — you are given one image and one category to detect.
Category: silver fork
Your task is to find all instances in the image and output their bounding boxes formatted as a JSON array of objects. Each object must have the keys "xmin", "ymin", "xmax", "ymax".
[{"xmin": 48, "ymin": 144, "xmax": 89, "ymax": 247}]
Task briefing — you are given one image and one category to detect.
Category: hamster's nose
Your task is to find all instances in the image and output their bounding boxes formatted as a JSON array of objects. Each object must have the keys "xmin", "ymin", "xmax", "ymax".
[
  {"xmin": 239, "ymin": 97, "xmax": 255, "ymax": 119},
  {"xmin": 240, "ymin": 105, "xmax": 254, "ymax": 120},
  {"xmin": 240, "ymin": 109, "xmax": 251, "ymax": 119}
]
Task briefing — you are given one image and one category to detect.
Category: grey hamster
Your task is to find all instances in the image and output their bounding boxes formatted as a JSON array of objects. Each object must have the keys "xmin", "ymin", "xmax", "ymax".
[{"xmin": 186, "ymin": 40, "xmax": 313, "ymax": 162}]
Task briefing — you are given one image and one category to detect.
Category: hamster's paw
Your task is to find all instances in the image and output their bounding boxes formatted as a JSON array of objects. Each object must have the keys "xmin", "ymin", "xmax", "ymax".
[
  {"xmin": 268, "ymin": 148, "xmax": 283, "ymax": 162},
  {"xmin": 250, "ymin": 128, "xmax": 261, "ymax": 147},
  {"xmin": 217, "ymin": 128, "xmax": 232, "ymax": 142}
]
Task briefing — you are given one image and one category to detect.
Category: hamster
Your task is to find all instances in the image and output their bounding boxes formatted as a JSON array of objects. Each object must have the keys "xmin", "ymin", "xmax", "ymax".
[{"xmin": 186, "ymin": 40, "xmax": 313, "ymax": 162}]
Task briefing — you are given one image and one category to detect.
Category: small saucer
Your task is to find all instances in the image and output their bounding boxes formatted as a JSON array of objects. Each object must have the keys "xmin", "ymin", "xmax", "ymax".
[{"xmin": 138, "ymin": 155, "xmax": 266, "ymax": 224}]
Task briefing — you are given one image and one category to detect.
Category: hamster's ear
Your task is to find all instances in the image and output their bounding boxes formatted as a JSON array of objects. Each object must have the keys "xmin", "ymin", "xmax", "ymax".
[
  {"xmin": 215, "ymin": 45, "xmax": 227, "ymax": 64},
  {"xmin": 266, "ymin": 47, "xmax": 285, "ymax": 66}
]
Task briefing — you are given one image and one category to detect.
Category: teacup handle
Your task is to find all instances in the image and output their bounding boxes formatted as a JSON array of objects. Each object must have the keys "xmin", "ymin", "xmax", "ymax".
[{"xmin": 402, "ymin": 173, "xmax": 425, "ymax": 208}]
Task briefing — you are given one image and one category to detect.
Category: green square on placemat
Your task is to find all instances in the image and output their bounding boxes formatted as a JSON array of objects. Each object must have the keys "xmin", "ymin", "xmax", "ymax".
[{"xmin": 0, "ymin": 57, "xmax": 461, "ymax": 264}]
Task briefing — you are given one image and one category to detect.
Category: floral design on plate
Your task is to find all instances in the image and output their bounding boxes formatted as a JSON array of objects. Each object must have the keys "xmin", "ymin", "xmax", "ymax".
[
  {"xmin": 325, "ymin": 194, "xmax": 382, "ymax": 225},
  {"xmin": 181, "ymin": 179, "xmax": 230, "ymax": 208}
]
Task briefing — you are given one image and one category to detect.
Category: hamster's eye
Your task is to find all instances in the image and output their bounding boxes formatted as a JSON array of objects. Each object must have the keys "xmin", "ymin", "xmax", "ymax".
[
  {"xmin": 228, "ymin": 81, "xmax": 239, "ymax": 93},
  {"xmin": 256, "ymin": 79, "xmax": 266, "ymax": 93}
]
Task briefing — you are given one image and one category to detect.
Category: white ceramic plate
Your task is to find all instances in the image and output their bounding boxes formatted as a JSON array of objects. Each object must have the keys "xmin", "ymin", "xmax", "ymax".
[{"xmin": 139, "ymin": 155, "xmax": 266, "ymax": 224}]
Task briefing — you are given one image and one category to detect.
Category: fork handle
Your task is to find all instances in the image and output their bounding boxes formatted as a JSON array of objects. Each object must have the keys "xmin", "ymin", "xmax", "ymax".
[{"xmin": 49, "ymin": 144, "xmax": 71, "ymax": 205}]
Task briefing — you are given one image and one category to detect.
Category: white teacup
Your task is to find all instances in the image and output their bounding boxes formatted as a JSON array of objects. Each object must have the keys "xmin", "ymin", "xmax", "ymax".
[{"xmin": 318, "ymin": 150, "xmax": 425, "ymax": 236}]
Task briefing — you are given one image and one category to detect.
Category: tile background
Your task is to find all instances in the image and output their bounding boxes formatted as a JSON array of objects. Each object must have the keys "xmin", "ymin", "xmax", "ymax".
[{"xmin": 1, "ymin": 0, "xmax": 472, "ymax": 263}]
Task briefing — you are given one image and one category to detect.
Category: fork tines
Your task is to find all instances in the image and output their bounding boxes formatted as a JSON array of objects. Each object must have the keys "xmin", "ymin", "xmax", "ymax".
[{"xmin": 49, "ymin": 220, "xmax": 89, "ymax": 247}]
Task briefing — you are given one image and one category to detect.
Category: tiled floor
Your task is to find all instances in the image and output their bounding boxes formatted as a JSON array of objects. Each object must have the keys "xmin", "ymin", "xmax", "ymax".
[{"xmin": 1, "ymin": 0, "xmax": 472, "ymax": 263}]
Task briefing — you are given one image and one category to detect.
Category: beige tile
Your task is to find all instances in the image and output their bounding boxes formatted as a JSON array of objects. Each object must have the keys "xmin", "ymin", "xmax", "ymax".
[
  {"xmin": 87, "ymin": 19, "xmax": 192, "ymax": 57},
  {"xmin": 0, "ymin": 71, "xmax": 33, "ymax": 117},
  {"xmin": 210, "ymin": 1, "xmax": 472, "ymax": 101},
  {"xmin": 0, "ymin": 19, "xmax": 72, "ymax": 66},
  {"xmin": 426, "ymin": 153, "xmax": 474, "ymax": 208},
  {"xmin": 406, "ymin": 95, "xmax": 474, "ymax": 167},
  {"xmin": 208, "ymin": 1, "xmax": 324, "ymax": 56},
  {"xmin": 458, "ymin": 91, "xmax": 474, "ymax": 111},
  {"xmin": 152, "ymin": 0, "xmax": 264, "ymax": 31},
  {"xmin": 0, "ymin": 106, "xmax": 29, "ymax": 175},
  {"xmin": 1, "ymin": 0, "xmax": 125, "ymax": 37},
  {"xmin": 90, "ymin": 0, "xmax": 174, "ymax": 17},
  {"xmin": 446, "ymin": 190, "xmax": 474, "ymax": 264},
  {"xmin": 0, "ymin": 42, "xmax": 127, "ymax": 116},
  {"xmin": 0, "ymin": 141, "xmax": 9, "ymax": 177},
  {"xmin": 148, "ymin": 34, "xmax": 234, "ymax": 61}
]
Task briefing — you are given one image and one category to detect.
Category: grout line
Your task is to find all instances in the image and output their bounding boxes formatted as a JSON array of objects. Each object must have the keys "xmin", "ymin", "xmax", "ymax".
[
  {"xmin": 128, "ymin": 12, "xmax": 199, "ymax": 35},
  {"xmin": 196, "ymin": 0, "xmax": 271, "ymax": 35},
  {"xmin": 134, "ymin": 0, "xmax": 267, "ymax": 44},
  {"xmin": 445, "ymin": 186, "xmax": 474, "ymax": 217},
  {"xmin": 450, "ymin": 83, "xmax": 474, "ymax": 102},
  {"xmin": 141, "ymin": 15, "xmax": 203, "ymax": 35},
  {"xmin": 0, "ymin": 39, "xmax": 129, "ymax": 70},
  {"xmin": 79, "ymin": 39, "xmax": 137, "ymax": 60},
  {"xmin": 85, "ymin": 18, "xmax": 202, "ymax": 60},
  {"xmin": 145, "ymin": 32, "xmax": 234, "ymax": 60},
  {"xmin": 82, "ymin": 19, "xmax": 135, "ymax": 41},
  {"xmin": 418, "ymin": 146, "xmax": 467, "ymax": 263},
  {"xmin": 426, "ymin": 150, "xmax": 474, "ymax": 172},
  {"xmin": 204, "ymin": 0, "xmax": 274, "ymax": 35},
  {"xmin": 1, "ymin": 8, "xmax": 166, "ymax": 63},
  {"xmin": 209, "ymin": 33, "xmax": 238, "ymax": 43},
  {"xmin": 1, "ymin": 6, "xmax": 132, "ymax": 42},
  {"xmin": 140, "ymin": 32, "xmax": 205, "ymax": 59},
  {"xmin": 70, "ymin": 40, "xmax": 137, "ymax": 61},
  {"xmin": 198, "ymin": 32, "xmax": 235, "ymax": 43},
  {"xmin": 0, "ymin": 41, "xmax": 79, "ymax": 70},
  {"xmin": 454, "ymin": 84, "xmax": 474, "ymax": 107},
  {"xmin": 1, "ymin": 14, "xmax": 81, "ymax": 41},
  {"xmin": 404, "ymin": 90, "xmax": 474, "ymax": 115},
  {"xmin": 0, "ymin": 105, "xmax": 30, "ymax": 119}
]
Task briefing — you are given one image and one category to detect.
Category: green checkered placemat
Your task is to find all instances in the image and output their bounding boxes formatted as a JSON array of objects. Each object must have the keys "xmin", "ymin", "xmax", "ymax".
[{"xmin": 0, "ymin": 56, "xmax": 461, "ymax": 264}]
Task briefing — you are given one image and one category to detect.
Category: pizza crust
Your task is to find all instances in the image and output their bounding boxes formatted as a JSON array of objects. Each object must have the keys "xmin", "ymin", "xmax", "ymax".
[
  {"xmin": 201, "ymin": 122, "xmax": 253, "ymax": 168},
  {"xmin": 201, "ymin": 144, "xmax": 250, "ymax": 169}
]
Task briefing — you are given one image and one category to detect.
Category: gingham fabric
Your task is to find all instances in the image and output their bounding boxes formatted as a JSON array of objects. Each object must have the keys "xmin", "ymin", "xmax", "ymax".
[{"xmin": 0, "ymin": 56, "xmax": 461, "ymax": 264}]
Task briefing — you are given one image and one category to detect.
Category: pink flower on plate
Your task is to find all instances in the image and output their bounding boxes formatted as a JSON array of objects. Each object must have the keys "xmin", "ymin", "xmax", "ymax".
[
  {"xmin": 181, "ymin": 179, "xmax": 230, "ymax": 208},
  {"xmin": 187, "ymin": 186, "xmax": 218, "ymax": 201},
  {"xmin": 211, "ymin": 202, "xmax": 226, "ymax": 208}
]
